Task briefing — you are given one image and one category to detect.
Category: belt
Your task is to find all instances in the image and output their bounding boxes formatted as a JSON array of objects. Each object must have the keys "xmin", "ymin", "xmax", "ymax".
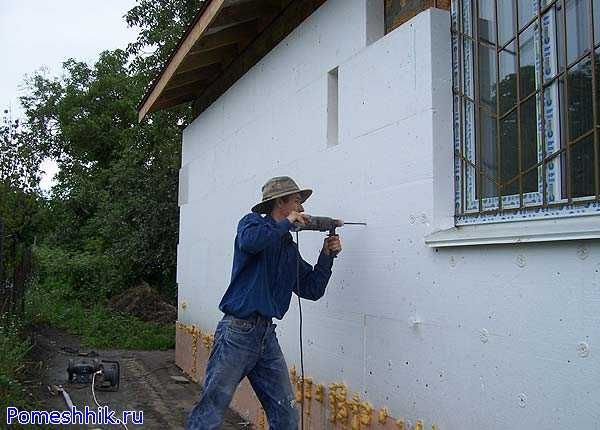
[{"xmin": 223, "ymin": 312, "xmax": 272, "ymax": 326}]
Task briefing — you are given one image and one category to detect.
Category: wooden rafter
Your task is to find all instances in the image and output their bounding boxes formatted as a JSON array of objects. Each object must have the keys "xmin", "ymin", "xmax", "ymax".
[
  {"xmin": 177, "ymin": 45, "xmax": 238, "ymax": 74},
  {"xmin": 167, "ymin": 64, "xmax": 223, "ymax": 91},
  {"xmin": 193, "ymin": 0, "xmax": 325, "ymax": 116},
  {"xmin": 137, "ymin": 0, "xmax": 327, "ymax": 121},
  {"xmin": 211, "ymin": 0, "xmax": 280, "ymax": 28},
  {"xmin": 138, "ymin": 0, "xmax": 227, "ymax": 122},
  {"xmin": 162, "ymin": 81, "xmax": 214, "ymax": 101},
  {"xmin": 153, "ymin": 94, "xmax": 197, "ymax": 112},
  {"xmin": 190, "ymin": 19, "xmax": 260, "ymax": 53}
]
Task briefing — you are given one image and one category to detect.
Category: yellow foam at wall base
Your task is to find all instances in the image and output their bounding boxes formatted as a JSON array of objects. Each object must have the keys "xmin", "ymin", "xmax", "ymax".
[{"xmin": 176, "ymin": 321, "xmax": 438, "ymax": 430}]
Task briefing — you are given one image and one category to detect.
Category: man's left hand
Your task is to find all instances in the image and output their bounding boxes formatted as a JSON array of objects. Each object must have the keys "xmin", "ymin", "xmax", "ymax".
[{"xmin": 323, "ymin": 235, "xmax": 342, "ymax": 256}]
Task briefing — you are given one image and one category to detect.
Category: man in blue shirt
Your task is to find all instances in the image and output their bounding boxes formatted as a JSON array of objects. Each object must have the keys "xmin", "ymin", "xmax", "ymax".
[{"xmin": 186, "ymin": 176, "xmax": 341, "ymax": 430}]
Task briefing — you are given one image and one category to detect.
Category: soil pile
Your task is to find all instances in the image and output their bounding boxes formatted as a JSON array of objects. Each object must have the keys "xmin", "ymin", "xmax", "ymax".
[{"xmin": 109, "ymin": 282, "xmax": 177, "ymax": 324}]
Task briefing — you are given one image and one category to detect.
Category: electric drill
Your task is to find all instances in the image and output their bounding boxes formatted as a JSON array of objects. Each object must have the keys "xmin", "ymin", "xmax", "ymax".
[{"xmin": 292, "ymin": 215, "xmax": 366, "ymax": 257}]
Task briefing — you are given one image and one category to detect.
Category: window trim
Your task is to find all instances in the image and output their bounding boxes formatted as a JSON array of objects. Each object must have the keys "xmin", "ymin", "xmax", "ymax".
[{"xmin": 425, "ymin": 211, "xmax": 600, "ymax": 247}]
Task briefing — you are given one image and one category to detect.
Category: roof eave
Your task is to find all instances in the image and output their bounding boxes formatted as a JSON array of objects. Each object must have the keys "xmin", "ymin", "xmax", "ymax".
[{"xmin": 137, "ymin": 0, "xmax": 225, "ymax": 122}]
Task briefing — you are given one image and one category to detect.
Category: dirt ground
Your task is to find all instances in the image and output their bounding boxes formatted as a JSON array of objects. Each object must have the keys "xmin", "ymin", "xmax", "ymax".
[{"xmin": 26, "ymin": 324, "xmax": 247, "ymax": 430}]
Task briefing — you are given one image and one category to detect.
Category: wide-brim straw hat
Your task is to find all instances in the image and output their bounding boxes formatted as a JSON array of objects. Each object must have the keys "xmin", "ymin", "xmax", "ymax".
[{"xmin": 251, "ymin": 176, "xmax": 312, "ymax": 213}]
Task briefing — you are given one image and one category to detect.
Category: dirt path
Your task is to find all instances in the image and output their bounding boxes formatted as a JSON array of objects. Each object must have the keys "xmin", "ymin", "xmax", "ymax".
[{"xmin": 27, "ymin": 324, "xmax": 247, "ymax": 430}]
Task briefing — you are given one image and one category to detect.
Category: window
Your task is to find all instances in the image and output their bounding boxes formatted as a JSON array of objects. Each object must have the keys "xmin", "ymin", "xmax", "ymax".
[{"xmin": 452, "ymin": 0, "xmax": 600, "ymax": 224}]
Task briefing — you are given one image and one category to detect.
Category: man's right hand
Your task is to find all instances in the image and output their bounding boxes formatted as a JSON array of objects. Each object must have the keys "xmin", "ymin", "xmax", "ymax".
[{"xmin": 287, "ymin": 211, "xmax": 310, "ymax": 225}]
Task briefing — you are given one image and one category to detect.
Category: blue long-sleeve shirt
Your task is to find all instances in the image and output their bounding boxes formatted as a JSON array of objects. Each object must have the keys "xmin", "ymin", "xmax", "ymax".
[{"xmin": 219, "ymin": 212, "xmax": 335, "ymax": 320}]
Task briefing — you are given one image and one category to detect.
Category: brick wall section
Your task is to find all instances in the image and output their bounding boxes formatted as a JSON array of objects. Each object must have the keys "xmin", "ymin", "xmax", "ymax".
[{"xmin": 385, "ymin": 0, "xmax": 450, "ymax": 32}]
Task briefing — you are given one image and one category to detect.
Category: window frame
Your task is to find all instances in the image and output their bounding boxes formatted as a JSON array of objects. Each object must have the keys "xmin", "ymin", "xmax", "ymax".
[{"xmin": 451, "ymin": 0, "xmax": 600, "ymax": 226}]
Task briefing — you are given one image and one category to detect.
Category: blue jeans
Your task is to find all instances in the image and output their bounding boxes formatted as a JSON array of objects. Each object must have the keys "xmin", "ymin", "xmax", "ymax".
[{"xmin": 186, "ymin": 314, "xmax": 299, "ymax": 430}]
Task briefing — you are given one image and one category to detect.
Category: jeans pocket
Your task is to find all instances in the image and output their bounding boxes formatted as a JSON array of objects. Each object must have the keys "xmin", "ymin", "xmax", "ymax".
[{"xmin": 227, "ymin": 319, "xmax": 255, "ymax": 335}]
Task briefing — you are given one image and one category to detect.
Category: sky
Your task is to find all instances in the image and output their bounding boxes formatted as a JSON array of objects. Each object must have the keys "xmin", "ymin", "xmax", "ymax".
[{"xmin": 0, "ymin": 0, "xmax": 139, "ymax": 191}]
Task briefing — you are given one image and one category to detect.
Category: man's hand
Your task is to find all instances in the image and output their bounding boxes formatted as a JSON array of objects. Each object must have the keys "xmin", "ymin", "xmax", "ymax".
[
  {"xmin": 287, "ymin": 211, "xmax": 310, "ymax": 225},
  {"xmin": 322, "ymin": 235, "xmax": 342, "ymax": 256}
]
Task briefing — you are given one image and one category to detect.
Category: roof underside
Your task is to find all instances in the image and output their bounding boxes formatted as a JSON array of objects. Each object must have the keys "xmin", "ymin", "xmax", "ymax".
[{"xmin": 138, "ymin": 0, "xmax": 327, "ymax": 122}]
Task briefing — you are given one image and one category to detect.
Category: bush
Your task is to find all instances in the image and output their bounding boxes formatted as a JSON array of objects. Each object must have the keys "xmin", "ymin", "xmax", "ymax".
[
  {"xmin": 34, "ymin": 244, "xmax": 121, "ymax": 301},
  {"xmin": 0, "ymin": 314, "xmax": 33, "ymax": 427},
  {"xmin": 26, "ymin": 280, "xmax": 174, "ymax": 350}
]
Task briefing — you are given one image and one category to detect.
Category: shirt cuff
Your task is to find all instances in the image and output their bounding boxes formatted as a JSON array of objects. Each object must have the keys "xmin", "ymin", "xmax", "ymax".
[{"xmin": 317, "ymin": 250, "xmax": 335, "ymax": 269}]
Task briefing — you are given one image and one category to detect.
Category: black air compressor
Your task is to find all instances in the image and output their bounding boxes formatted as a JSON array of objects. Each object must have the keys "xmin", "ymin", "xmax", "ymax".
[{"xmin": 67, "ymin": 358, "xmax": 120, "ymax": 391}]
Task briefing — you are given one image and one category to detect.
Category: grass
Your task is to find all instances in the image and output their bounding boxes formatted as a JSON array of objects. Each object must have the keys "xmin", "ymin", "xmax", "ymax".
[
  {"xmin": 0, "ymin": 314, "xmax": 36, "ymax": 428},
  {"xmin": 26, "ymin": 280, "xmax": 175, "ymax": 350},
  {"xmin": 0, "ymin": 279, "xmax": 173, "ymax": 427}
]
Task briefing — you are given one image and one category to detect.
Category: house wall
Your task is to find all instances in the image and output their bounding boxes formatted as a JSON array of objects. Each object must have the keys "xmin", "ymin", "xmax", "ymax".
[{"xmin": 177, "ymin": 1, "xmax": 600, "ymax": 429}]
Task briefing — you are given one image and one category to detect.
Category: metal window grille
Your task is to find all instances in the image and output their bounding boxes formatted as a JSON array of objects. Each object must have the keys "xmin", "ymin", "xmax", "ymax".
[{"xmin": 452, "ymin": 0, "xmax": 600, "ymax": 220}]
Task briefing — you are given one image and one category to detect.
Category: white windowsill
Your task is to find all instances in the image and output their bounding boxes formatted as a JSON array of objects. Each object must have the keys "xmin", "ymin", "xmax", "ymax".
[{"xmin": 424, "ymin": 215, "xmax": 600, "ymax": 247}]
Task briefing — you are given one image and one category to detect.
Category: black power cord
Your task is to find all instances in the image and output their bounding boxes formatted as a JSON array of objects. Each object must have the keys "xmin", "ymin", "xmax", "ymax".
[{"xmin": 294, "ymin": 230, "xmax": 305, "ymax": 430}]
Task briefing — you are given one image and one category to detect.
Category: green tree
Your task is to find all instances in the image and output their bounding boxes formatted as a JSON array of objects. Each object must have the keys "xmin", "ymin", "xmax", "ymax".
[
  {"xmin": 0, "ymin": 110, "xmax": 48, "ymax": 305},
  {"xmin": 20, "ymin": 0, "xmax": 204, "ymax": 300},
  {"xmin": 0, "ymin": 110, "xmax": 42, "ymax": 192},
  {"xmin": 125, "ymin": 0, "xmax": 204, "ymax": 81}
]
